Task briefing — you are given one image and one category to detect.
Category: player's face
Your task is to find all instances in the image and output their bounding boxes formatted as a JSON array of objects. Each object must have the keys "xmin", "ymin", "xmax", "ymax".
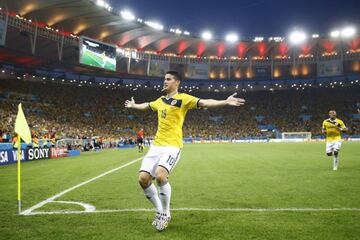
[
  {"xmin": 163, "ymin": 74, "xmax": 179, "ymax": 93},
  {"xmin": 329, "ymin": 111, "xmax": 336, "ymax": 119}
]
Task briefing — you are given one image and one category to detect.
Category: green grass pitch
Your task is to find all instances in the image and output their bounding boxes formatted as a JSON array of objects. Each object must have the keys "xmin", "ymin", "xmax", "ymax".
[{"xmin": 1, "ymin": 142, "xmax": 360, "ymax": 239}]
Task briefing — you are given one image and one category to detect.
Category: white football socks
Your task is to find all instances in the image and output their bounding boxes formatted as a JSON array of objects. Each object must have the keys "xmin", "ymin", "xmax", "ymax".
[
  {"xmin": 144, "ymin": 183, "xmax": 162, "ymax": 213},
  {"xmin": 159, "ymin": 182, "xmax": 172, "ymax": 216}
]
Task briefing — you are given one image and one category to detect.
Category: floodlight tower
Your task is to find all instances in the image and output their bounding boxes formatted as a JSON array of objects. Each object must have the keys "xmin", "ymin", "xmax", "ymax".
[
  {"xmin": 225, "ymin": 32, "xmax": 239, "ymax": 80},
  {"xmin": 330, "ymin": 26, "xmax": 357, "ymax": 62},
  {"xmin": 288, "ymin": 29, "xmax": 307, "ymax": 79}
]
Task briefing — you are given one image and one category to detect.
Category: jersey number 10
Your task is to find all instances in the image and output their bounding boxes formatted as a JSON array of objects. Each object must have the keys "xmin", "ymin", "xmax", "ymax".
[{"xmin": 166, "ymin": 155, "xmax": 176, "ymax": 166}]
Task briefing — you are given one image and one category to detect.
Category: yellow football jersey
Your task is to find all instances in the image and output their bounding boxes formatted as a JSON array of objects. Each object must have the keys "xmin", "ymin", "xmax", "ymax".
[
  {"xmin": 322, "ymin": 118, "xmax": 346, "ymax": 141},
  {"xmin": 149, "ymin": 93, "xmax": 200, "ymax": 148}
]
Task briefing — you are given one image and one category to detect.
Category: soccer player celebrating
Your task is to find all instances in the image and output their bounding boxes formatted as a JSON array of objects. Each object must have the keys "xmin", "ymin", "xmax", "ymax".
[
  {"xmin": 124, "ymin": 71, "xmax": 245, "ymax": 231},
  {"xmin": 322, "ymin": 110, "xmax": 348, "ymax": 171},
  {"xmin": 137, "ymin": 128, "xmax": 145, "ymax": 153}
]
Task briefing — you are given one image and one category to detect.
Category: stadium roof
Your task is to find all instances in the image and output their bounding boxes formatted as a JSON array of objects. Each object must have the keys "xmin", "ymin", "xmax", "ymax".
[
  {"xmin": 4, "ymin": 0, "xmax": 204, "ymax": 54},
  {"xmin": 2, "ymin": 0, "xmax": 359, "ymax": 62},
  {"xmin": 0, "ymin": 0, "xmax": 328, "ymax": 58}
]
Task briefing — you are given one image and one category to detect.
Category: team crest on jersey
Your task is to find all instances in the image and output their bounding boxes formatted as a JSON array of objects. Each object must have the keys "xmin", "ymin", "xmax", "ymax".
[{"xmin": 161, "ymin": 97, "xmax": 182, "ymax": 107}]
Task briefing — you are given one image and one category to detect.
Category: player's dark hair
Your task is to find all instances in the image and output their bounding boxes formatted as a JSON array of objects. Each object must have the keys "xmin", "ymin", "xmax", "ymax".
[{"xmin": 166, "ymin": 71, "xmax": 182, "ymax": 81}]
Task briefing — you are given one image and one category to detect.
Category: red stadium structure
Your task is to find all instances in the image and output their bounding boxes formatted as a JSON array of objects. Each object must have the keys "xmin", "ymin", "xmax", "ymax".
[{"xmin": 0, "ymin": 0, "xmax": 359, "ymax": 87}]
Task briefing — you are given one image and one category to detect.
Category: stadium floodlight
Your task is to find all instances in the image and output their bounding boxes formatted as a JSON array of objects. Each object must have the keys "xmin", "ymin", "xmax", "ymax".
[
  {"xmin": 253, "ymin": 36, "xmax": 264, "ymax": 42},
  {"xmin": 312, "ymin": 34, "xmax": 319, "ymax": 38},
  {"xmin": 225, "ymin": 33, "xmax": 239, "ymax": 43},
  {"xmin": 96, "ymin": 0, "xmax": 111, "ymax": 11},
  {"xmin": 96, "ymin": 0, "xmax": 105, "ymax": 7},
  {"xmin": 145, "ymin": 21, "xmax": 164, "ymax": 30},
  {"xmin": 202, "ymin": 31, "xmax": 212, "ymax": 41},
  {"xmin": 289, "ymin": 30, "xmax": 307, "ymax": 45},
  {"xmin": 104, "ymin": 3, "xmax": 111, "ymax": 11},
  {"xmin": 341, "ymin": 26, "xmax": 356, "ymax": 38},
  {"xmin": 273, "ymin": 37, "xmax": 284, "ymax": 42},
  {"xmin": 330, "ymin": 29, "xmax": 340, "ymax": 38},
  {"xmin": 120, "ymin": 10, "xmax": 135, "ymax": 21}
]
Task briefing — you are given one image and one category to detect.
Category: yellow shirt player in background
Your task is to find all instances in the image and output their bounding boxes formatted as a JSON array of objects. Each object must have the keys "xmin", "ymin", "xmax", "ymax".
[
  {"xmin": 322, "ymin": 110, "xmax": 348, "ymax": 171},
  {"xmin": 125, "ymin": 71, "xmax": 245, "ymax": 231}
]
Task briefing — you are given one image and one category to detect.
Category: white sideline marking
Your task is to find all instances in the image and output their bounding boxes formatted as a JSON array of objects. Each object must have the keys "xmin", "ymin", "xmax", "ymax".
[
  {"xmin": 21, "ymin": 157, "xmax": 143, "ymax": 216},
  {"xmin": 25, "ymin": 207, "xmax": 360, "ymax": 216}
]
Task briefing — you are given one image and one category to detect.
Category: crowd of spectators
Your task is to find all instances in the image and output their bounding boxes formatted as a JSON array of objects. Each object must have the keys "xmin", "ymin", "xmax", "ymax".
[{"xmin": 1, "ymin": 78, "xmax": 359, "ymax": 145}]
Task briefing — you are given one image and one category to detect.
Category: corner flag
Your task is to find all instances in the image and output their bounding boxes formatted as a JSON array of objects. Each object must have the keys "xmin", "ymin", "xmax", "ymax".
[
  {"xmin": 15, "ymin": 103, "xmax": 31, "ymax": 144},
  {"xmin": 14, "ymin": 103, "xmax": 31, "ymax": 214}
]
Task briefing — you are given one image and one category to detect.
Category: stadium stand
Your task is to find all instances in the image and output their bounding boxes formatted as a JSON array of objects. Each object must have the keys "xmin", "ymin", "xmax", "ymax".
[
  {"xmin": 1, "ymin": 1, "xmax": 360, "ymax": 148},
  {"xmin": 1, "ymin": 78, "xmax": 359, "ymax": 146}
]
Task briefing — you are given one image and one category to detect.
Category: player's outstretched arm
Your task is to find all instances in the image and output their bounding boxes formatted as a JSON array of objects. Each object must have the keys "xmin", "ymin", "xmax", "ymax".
[
  {"xmin": 333, "ymin": 121, "xmax": 348, "ymax": 132},
  {"xmin": 340, "ymin": 127, "xmax": 349, "ymax": 132},
  {"xmin": 124, "ymin": 97, "xmax": 150, "ymax": 111},
  {"xmin": 198, "ymin": 93, "xmax": 245, "ymax": 108}
]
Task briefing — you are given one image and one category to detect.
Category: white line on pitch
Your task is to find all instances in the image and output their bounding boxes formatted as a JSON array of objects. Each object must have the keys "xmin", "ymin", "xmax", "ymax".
[
  {"xmin": 25, "ymin": 207, "xmax": 360, "ymax": 215},
  {"xmin": 51, "ymin": 200, "xmax": 96, "ymax": 212},
  {"xmin": 21, "ymin": 157, "xmax": 143, "ymax": 216}
]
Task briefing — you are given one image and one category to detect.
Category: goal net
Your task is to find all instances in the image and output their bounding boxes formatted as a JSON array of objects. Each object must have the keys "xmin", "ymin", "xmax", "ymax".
[{"xmin": 281, "ymin": 132, "xmax": 312, "ymax": 142}]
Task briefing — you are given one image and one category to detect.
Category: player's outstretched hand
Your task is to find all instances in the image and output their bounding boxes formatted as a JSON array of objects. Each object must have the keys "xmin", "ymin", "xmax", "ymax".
[
  {"xmin": 125, "ymin": 97, "xmax": 135, "ymax": 108},
  {"xmin": 226, "ymin": 93, "xmax": 245, "ymax": 106}
]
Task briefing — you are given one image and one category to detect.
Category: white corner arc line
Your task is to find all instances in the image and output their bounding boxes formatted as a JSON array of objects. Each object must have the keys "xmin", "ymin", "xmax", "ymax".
[
  {"xmin": 50, "ymin": 200, "xmax": 96, "ymax": 212},
  {"xmin": 24, "ymin": 207, "xmax": 360, "ymax": 216},
  {"xmin": 21, "ymin": 157, "xmax": 143, "ymax": 216}
]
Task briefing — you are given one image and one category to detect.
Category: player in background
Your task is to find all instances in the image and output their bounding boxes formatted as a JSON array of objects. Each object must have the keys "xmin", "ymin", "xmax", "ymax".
[
  {"xmin": 125, "ymin": 71, "xmax": 245, "ymax": 231},
  {"xmin": 137, "ymin": 128, "xmax": 145, "ymax": 153},
  {"xmin": 50, "ymin": 129, "xmax": 57, "ymax": 147},
  {"xmin": 322, "ymin": 110, "xmax": 348, "ymax": 171}
]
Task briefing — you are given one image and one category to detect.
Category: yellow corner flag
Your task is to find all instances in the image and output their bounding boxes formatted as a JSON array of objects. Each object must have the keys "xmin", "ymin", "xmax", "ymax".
[
  {"xmin": 14, "ymin": 103, "xmax": 31, "ymax": 214},
  {"xmin": 15, "ymin": 103, "xmax": 31, "ymax": 144}
]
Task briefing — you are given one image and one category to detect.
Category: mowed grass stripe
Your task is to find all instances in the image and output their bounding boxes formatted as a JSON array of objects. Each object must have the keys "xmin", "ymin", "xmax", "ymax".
[
  {"xmin": 1, "ymin": 142, "xmax": 360, "ymax": 240},
  {"xmin": 21, "ymin": 142, "xmax": 360, "ymax": 212},
  {"xmin": 0, "ymin": 148, "xmax": 145, "ymax": 212}
]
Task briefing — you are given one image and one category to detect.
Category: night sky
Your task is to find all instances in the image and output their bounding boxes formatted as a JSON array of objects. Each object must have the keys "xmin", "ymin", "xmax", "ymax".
[{"xmin": 110, "ymin": 0, "xmax": 360, "ymax": 38}]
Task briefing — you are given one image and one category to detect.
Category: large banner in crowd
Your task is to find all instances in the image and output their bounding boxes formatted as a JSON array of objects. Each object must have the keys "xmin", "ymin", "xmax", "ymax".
[
  {"xmin": 187, "ymin": 63, "xmax": 209, "ymax": 79},
  {"xmin": 50, "ymin": 147, "xmax": 68, "ymax": 158},
  {"xmin": 27, "ymin": 148, "xmax": 51, "ymax": 161},
  {"xmin": 0, "ymin": 147, "xmax": 68, "ymax": 165},
  {"xmin": 0, "ymin": 19, "xmax": 7, "ymax": 46},
  {"xmin": 149, "ymin": 60, "xmax": 170, "ymax": 77},
  {"xmin": 0, "ymin": 149, "xmax": 27, "ymax": 165},
  {"xmin": 317, "ymin": 60, "xmax": 343, "ymax": 77}
]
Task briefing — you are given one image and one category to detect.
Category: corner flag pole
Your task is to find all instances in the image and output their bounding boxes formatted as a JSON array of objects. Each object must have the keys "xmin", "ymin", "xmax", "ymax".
[
  {"xmin": 15, "ymin": 103, "xmax": 31, "ymax": 215},
  {"xmin": 17, "ymin": 135, "xmax": 21, "ymax": 214}
]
